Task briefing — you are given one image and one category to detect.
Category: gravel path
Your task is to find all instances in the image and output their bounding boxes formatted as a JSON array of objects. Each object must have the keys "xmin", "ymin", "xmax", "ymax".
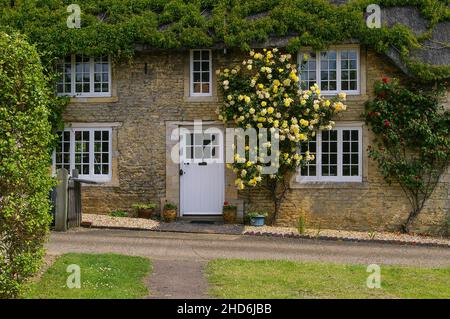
[
  {"xmin": 83, "ymin": 214, "xmax": 450, "ymax": 247},
  {"xmin": 47, "ymin": 228, "xmax": 450, "ymax": 268},
  {"xmin": 147, "ymin": 260, "xmax": 209, "ymax": 299}
]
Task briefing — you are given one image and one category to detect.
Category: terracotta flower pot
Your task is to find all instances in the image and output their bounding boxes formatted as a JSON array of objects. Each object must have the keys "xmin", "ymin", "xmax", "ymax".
[
  {"xmin": 137, "ymin": 208, "xmax": 154, "ymax": 219},
  {"xmin": 223, "ymin": 207, "xmax": 237, "ymax": 224},
  {"xmin": 162, "ymin": 209, "xmax": 177, "ymax": 223}
]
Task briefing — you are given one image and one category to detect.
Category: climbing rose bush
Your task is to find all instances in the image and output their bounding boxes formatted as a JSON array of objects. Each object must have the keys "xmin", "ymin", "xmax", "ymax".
[
  {"xmin": 218, "ymin": 49, "xmax": 348, "ymax": 190},
  {"xmin": 365, "ymin": 78, "xmax": 450, "ymax": 233}
]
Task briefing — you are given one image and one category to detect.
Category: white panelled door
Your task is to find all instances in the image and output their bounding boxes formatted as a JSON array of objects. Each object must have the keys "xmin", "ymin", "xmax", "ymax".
[{"xmin": 180, "ymin": 127, "xmax": 224, "ymax": 215}]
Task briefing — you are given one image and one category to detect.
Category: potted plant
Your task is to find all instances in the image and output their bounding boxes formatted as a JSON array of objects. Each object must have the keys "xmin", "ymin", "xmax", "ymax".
[
  {"xmin": 132, "ymin": 203, "xmax": 157, "ymax": 219},
  {"xmin": 162, "ymin": 203, "xmax": 177, "ymax": 223},
  {"xmin": 247, "ymin": 212, "xmax": 267, "ymax": 227},
  {"xmin": 223, "ymin": 201, "xmax": 237, "ymax": 224}
]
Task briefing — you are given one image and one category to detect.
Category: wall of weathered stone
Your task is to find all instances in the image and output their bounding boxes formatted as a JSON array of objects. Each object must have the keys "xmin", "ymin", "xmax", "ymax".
[{"xmin": 62, "ymin": 48, "xmax": 449, "ymax": 235}]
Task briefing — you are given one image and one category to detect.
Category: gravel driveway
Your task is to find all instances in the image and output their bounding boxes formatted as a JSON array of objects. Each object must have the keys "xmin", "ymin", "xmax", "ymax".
[{"xmin": 47, "ymin": 228, "xmax": 450, "ymax": 268}]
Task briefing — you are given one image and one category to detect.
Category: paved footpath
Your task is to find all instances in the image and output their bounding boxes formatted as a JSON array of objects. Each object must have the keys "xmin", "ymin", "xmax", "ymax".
[{"xmin": 47, "ymin": 228, "xmax": 450, "ymax": 298}]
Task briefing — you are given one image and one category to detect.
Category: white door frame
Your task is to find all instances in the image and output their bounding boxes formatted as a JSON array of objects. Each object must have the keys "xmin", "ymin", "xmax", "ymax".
[{"xmin": 179, "ymin": 125, "xmax": 225, "ymax": 216}]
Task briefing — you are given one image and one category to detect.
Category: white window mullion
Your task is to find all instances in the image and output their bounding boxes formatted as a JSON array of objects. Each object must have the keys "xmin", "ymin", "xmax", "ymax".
[
  {"xmin": 108, "ymin": 128, "xmax": 113, "ymax": 179},
  {"xmin": 358, "ymin": 127, "xmax": 363, "ymax": 178},
  {"xmin": 337, "ymin": 52, "xmax": 341, "ymax": 94},
  {"xmin": 71, "ymin": 55, "xmax": 76, "ymax": 96},
  {"xmin": 90, "ymin": 58, "xmax": 95, "ymax": 96},
  {"xmin": 89, "ymin": 128, "xmax": 94, "ymax": 179},
  {"xmin": 69, "ymin": 129, "xmax": 75, "ymax": 175},
  {"xmin": 108, "ymin": 56, "xmax": 112, "ymax": 96},
  {"xmin": 317, "ymin": 131, "xmax": 322, "ymax": 179},
  {"xmin": 337, "ymin": 128, "xmax": 343, "ymax": 178},
  {"xmin": 316, "ymin": 53, "xmax": 321, "ymax": 91}
]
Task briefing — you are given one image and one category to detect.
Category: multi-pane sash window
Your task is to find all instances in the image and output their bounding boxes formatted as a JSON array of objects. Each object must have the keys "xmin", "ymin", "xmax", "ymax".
[
  {"xmin": 54, "ymin": 128, "xmax": 112, "ymax": 181},
  {"xmin": 299, "ymin": 48, "xmax": 359, "ymax": 94},
  {"xmin": 299, "ymin": 126, "xmax": 362, "ymax": 182},
  {"xmin": 190, "ymin": 49, "xmax": 212, "ymax": 96},
  {"xmin": 56, "ymin": 55, "xmax": 111, "ymax": 97}
]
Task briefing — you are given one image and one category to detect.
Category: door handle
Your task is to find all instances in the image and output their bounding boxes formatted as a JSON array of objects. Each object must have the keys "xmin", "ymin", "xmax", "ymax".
[{"xmin": 179, "ymin": 169, "xmax": 184, "ymax": 176}]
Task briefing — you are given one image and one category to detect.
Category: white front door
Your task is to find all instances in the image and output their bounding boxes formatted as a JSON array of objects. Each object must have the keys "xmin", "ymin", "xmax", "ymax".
[{"xmin": 180, "ymin": 127, "xmax": 224, "ymax": 215}]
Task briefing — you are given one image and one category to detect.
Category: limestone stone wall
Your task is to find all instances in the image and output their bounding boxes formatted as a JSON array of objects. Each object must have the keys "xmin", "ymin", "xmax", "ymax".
[{"xmin": 62, "ymin": 48, "xmax": 449, "ymax": 235}]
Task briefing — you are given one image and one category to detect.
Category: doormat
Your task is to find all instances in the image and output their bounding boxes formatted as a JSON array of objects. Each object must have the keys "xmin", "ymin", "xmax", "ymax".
[{"xmin": 190, "ymin": 221, "xmax": 216, "ymax": 225}]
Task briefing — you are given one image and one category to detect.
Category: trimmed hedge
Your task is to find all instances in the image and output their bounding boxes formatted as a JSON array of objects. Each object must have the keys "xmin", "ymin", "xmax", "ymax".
[{"xmin": 0, "ymin": 32, "xmax": 55, "ymax": 298}]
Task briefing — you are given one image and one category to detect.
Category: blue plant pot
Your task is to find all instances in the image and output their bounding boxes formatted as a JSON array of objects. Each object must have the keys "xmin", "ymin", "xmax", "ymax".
[{"xmin": 250, "ymin": 216, "xmax": 265, "ymax": 227}]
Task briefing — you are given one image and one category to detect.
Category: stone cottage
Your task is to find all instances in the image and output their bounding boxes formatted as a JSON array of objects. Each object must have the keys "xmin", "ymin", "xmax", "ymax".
[{"xmin": 53, "ymin": 6, "xmax": 449, "ymax": 234}]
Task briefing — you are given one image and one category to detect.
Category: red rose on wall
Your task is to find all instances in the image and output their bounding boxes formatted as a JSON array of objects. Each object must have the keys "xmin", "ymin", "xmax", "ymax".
[
  {"xmin": 223, "ymin": 201, "xmax": 229, "ymax": 206},
  {"xmin": 382, "ymin": 77, "xmax": 389, "ymax": 83},
  {"xmin": 384, "ymin": 119, "xmax": 390, "ymax": 127}
]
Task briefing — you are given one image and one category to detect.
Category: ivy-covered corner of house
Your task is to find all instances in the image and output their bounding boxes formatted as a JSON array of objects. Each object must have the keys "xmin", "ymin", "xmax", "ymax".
[{"xmin": 0, "ymin": 0, "xmax": 449, "ymax": 82}]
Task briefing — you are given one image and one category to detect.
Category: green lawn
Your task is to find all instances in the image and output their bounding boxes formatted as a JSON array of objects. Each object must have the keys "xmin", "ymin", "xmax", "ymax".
[
  {"xmin": 207, "ymin": 259, "xmax": 450, "ymax": 299},
  {"xmin": 25, "ymin": 253, "xmax": 151, "ymax": 299}
]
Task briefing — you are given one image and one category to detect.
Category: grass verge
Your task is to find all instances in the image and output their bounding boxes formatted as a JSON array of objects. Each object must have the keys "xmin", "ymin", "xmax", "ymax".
[
  {"xmin": 25, "ymin": 253, "xmax": 151, "ymax": 299},
  {"xmin": 207, "ymin": 259, "xmax": 450, "ymax": 299}
]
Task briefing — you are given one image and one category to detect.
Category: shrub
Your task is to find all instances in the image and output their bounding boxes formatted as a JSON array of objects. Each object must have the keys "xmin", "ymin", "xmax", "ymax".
[
  {"xmin": 109, "ymin": 210, "xmax": 129, "ymax": 218},
  {"xmin": 0, "ymin": 32, "xmax": 55, "ymax": 298},
  {"xmin": 297, "ymin": 215, "xmax": 306, "ymax": 235},
  {"xmin": 246, "ymin": 212, "xmax": 268, "ymax": 219},
  {"xmin": 131, "ymin": 203, "xmax": 157, "ymax": 210},
  {"xmin": 164, "ymin": 203, "xmax": 177, "ymax": 210},
  {"xmin": 223, "ymin": 201, "xmax": 237, "ymax": 210}
]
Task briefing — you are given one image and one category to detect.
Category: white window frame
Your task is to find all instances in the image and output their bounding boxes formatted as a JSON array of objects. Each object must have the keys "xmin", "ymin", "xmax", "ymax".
[
  {"xmin": 298, "ymin": 46, "xmax": 360, "ymax": 95},
  {"xmin": 297, "ymin": 124, "xmax": 363, "ymax": 183},
  {"xmin": 189, "ymin": 49, "xmax": 212, "ymax": 97},
  {"xmin": 57, "ymin": 55, "xmax": 112, "ymax": 98},
  {"xmin": 52, "ymin": 127, "xmax": 113, "ymax": 182}
]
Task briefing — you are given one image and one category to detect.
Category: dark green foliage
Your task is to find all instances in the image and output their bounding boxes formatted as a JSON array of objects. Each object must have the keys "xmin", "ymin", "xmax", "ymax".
[
  {"xmin": 0, "ymin": 0, "xmax": 448, "ymax": 80},
  {"xmin": 365, "ymin": 78, "xmax": 450, "ymax": 233},
  {"xmin": 0, "ymin": 32, "xmax": 56, "ymax": 298}
]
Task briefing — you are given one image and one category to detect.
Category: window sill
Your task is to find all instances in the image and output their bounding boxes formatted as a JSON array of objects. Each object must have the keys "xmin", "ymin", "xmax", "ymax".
[
  {"xmin": 183, "ymin": 95, "xmax": 218, "ymax": 103},
  {"xmin": 290, "ymin": 180, "xmax": 369, "ymax": 189},
  {"xmin": 80, "ymin": 179, "xmax": 119, "ymax": 187},
  {"xmin": 321, "ymin": 94, "xmax": 368, "ymax": 101},
  {"xmin": 69, "ymin": 96, "xmax": 119, "ymax": 103}
]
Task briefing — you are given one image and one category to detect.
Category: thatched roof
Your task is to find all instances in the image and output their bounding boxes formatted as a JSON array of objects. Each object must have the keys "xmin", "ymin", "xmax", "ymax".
[
  {"xmin": 382, "ymin": 6, "xmax": 449, "ymax": 70},
  {"xmin": 137, "ymin": 4, "xmax": 449, "ymax": 79}
]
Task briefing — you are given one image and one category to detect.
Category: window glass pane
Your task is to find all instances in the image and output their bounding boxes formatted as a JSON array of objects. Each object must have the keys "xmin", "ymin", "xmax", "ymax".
[
  {"xmin": 342, "ymin": 129, "xmax": 359, "ymax": 176},
  {"xmin": 319, "ymin": 51, "xmax": 337, "ymax": 92},
  {"xmin": 340, "ymin": 50, "xmax": 358, "ymax": 91},
  {"xmin": 56, "ymin": 59, "xmax": 72, "ymax": 94},
  {"xmin": 75, "ymin": 55, "xmax": 90, "ymax": 94},
  {"xmin": 300, "ymin": 135, "xmax": 317, "ymax": 176},
  {"xmin": 321, "ymin": 129, "xmax": 337, "ymax": 176},
  {"xmin": 299, "ymin": 52, "xmax": 317, "ymax": 90},
  {"xmin": 191, "ymin": 50, "xmax": 211, "ymax": 95},
  {"xmin": 55, "ymin": 131, "xmax": 71, "ymax": 171}
]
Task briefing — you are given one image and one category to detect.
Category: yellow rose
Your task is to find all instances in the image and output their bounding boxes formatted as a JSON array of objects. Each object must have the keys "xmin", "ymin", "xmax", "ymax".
[{"xmin": 267, "ymin": 107, "xmax": 274, "ymax": 114}]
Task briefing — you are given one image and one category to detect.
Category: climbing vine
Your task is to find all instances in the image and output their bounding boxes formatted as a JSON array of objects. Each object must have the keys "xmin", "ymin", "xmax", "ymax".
[{"xmin": 0, "ymin": 0, "xmax": 448, "ymax": 81}]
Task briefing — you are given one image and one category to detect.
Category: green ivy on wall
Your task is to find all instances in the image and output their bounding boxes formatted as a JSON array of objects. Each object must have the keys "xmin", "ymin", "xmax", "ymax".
[{"xmin": 0, "ymin": 0, "xmax": 448, "ymax": 81}]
